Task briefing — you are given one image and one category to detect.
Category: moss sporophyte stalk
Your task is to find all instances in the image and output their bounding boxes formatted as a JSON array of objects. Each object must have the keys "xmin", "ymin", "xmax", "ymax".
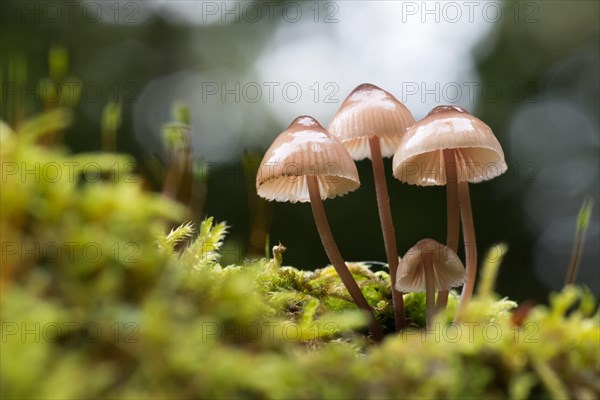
[{"xmin": 1, "ymin": 81, "xmax": 598, "ymax": 398}]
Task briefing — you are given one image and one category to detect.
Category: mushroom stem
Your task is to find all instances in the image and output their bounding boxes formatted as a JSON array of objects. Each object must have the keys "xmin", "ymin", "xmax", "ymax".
[
  {"xmin": 369, "ymin": 136, "xmax": 406, "ymax": 331},
  {"xmin": 423, "ymin": 250, "xmax": 435, "ymax": 331},
  {"xmin": 307, "ymin": 175, "xmax": 384, "ymax": 342},
  {"xmin": 437, "ymin": 149, "xmax": 460, "ymax": 312},
  {"xmin": 455, "ymin": 180, "xmax": 477, "ymax": 322}
]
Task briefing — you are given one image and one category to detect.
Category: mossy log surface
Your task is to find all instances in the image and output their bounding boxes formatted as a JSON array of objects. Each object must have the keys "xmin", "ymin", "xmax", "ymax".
[{"xmin": 1, "ymin": 114, "xmax": 598, "ymax": 399}]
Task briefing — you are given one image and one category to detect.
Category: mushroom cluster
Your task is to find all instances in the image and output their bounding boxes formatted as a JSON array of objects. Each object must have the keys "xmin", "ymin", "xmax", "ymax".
[
  {"xmin": 393, "ymin": 105, "xmax": 507, "ymax": 322},
  {"xmin": 256, "ymin": 84, "xmax": 507, "ymax": 340}
]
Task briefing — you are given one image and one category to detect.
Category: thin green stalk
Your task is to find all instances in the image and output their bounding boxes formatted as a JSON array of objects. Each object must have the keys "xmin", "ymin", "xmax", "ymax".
[{"xmin": 564, "ymin": 197, "xmax": 594, "ymax": 286}]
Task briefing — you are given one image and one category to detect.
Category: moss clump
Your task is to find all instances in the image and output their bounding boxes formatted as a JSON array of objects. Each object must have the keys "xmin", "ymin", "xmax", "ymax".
[{"xmin": 1, "ymin": 114, "xmax": 599, "ymax": 399}]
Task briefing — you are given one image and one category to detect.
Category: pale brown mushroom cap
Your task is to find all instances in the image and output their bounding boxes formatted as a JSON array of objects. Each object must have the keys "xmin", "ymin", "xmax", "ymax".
[
  {"xmin": 256, "ymin": 116, "xmax": 360, "ymax": 203},
  {"xmin": 328, "ymin": 83, "xmax": 415, "ymax": 160},
  {"xmin": 392, "ymin": 106, "xmax": 507, "ymax": 186},
  {"xmin": 395, "ymin": 238, "xmax": 466, "ymax": 293}
]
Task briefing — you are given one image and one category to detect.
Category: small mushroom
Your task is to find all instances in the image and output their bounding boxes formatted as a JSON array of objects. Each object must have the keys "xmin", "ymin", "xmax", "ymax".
[
  {"xmin": 328, "ymin": 83, "xmax": 415, "ymax": 331},
  {"xmin": 392, "ymin": 106, "xmax": 507, "ymax": 319},
  {"xmin": 256, "ymin": 116, "xmax": 384, "ymax": 341},
  {"xmin": 396, "ymin": 239, "xmax": 466, "ymax": 330}
]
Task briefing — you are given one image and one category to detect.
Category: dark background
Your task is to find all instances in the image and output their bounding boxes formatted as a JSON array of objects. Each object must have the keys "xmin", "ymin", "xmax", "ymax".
[{"xmin": 1, "ymin": 0, "xmax": 598, "ymax": 302}]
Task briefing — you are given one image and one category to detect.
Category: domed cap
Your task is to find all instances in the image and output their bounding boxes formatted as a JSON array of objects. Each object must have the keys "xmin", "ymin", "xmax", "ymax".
[
  {"xmin": 256, "ymin": 116, "xmax": 360, "ymax": 203},
  {"xmin": 392, "ymin": 106, "xmax": 507, "ymax": 186},
  {"xmin": 395, "ymin": 238, "xmax": 466, "ymax": 293},
  {"xmin": 328, "ymin": 83, "xmax": 415, "ymax": 160}
]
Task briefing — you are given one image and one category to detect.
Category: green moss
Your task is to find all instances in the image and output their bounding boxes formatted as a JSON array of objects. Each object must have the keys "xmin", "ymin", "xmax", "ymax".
[{"xmin": 1, "ymin": 114, "xmax": 598, "ymax": 399}]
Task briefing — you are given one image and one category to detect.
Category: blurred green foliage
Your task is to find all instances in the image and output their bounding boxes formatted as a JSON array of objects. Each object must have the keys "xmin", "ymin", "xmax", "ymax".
[{"xmin": 1, "ymin": 116, "xmax": 598, "ymax": 398}]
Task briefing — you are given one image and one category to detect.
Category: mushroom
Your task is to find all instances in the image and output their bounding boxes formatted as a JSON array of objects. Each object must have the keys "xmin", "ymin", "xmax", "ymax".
[
  {"xmin": 256, "ymin": 115, "xmax": 384, "ymax": 341},
  {"xmin": 396, "ymin": 239, "xmax": 466, "ymax": 330},
  {"xmin": 328, "ymin": 83, "xmax": 415, "ymax": 330},
  {"xmin": 392, "ymin": 106, "xmax": 507, "ymax": 319}
]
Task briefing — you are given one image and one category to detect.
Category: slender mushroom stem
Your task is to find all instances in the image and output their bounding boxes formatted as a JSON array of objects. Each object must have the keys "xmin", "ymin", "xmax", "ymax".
[
  {"xmin": 436, "ymin": 149, "xmax": 460, "ymax": 312},
  {"xmin": 455, "ymin": 180, "xmax": 477, "ymax": 322},
  {"xmin": 423, "ymin": 250, "xmax": 435, "ymax": 331},
  {"xmin": 369, "ymin": 136, "xmax": 406, "ymax": 331},
  {"xmin": 307, "ymin": 175, "xmax": 384, "ymax": 342}
]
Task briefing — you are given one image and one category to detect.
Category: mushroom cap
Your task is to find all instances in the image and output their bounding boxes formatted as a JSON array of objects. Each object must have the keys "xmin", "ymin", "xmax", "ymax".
[
  {"xmin": 395, "ymin": 238, "xmax": 466, "ymax": 293},
  {"xmin": 256, "ymin": 116, "xmax": 360, "ymax": 203},
  {"xmin": 392, "ymin": 105, "xmax": 507, "ymax": 186},
  {"xmin": 328, "ymin": 83, "xmax": 415, "ymax": 160}
]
